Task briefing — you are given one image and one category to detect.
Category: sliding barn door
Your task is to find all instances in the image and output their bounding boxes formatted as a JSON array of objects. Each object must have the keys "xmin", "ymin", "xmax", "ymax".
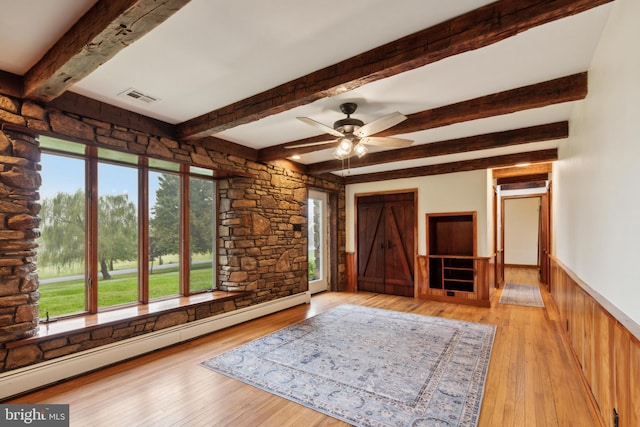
[{"xmin": 357, "ymin": 192, "xmax": 415, "ymax": 296}]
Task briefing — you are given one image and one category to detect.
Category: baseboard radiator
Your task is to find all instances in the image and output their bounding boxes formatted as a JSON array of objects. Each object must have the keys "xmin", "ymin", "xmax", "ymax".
[{"xmin": 0, "ymin": 291, "xmax": 311, "ymax": 400}]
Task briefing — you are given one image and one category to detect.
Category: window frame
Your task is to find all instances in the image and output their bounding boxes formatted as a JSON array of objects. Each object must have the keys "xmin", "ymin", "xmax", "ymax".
[
  {"xmin": 308, "ymin": 189, "xmax": 329, "ymax": 294},
  {"xmin": 39, "ymin": 138, "xmax": 218, "ymax": 318}
]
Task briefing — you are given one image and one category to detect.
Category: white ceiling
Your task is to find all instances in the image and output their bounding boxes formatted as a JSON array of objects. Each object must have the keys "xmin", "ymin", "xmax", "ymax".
[{"xmin": 0, "ymin": 0, "xmax": 614, "ymax": 176}]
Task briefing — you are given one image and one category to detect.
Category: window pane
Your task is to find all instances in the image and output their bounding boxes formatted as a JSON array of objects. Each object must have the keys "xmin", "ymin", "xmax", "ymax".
[
  {"xmin": 97, "ymin": 162, "xmax": 139, "ymax": 308},
  {"xmin": 98, "ymin": 147, "xmax": 138, "ymax": 165},
  {"xmin": 148, "ymin": 171, "xmax": 180, "ymax": 299},
  {"xmin": 189, "ymin": 166, "xmax": 214, "ymax": 177},
  {"xmin": 39, "ymin": 136, "xmax": 86, "ymax": 156},
  {"xmin": 149, "ymin": 158, "xmax": 180, "ymax": 172},
  {"xmin": 308, "ymin": 198, "xmax": 322, "ymax": 281},
  {"xmin": 189, "ymin": 176, "xmax": 215, "ymax": 292},
  {"xmin": 38, "ymin": 153, "xmax": 87, "ymax": 318}
]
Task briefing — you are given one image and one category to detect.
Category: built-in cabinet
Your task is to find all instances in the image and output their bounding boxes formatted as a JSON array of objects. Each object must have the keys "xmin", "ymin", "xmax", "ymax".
[{"xmin": 420, "ymin": 212, "xmax": 492, "ymax": 306}]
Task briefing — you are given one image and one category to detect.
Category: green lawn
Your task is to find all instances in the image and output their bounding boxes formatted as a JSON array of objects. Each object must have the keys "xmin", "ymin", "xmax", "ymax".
[{"xmin": 38, "ymin": 263, "xmax": 213, "ymax": 318}]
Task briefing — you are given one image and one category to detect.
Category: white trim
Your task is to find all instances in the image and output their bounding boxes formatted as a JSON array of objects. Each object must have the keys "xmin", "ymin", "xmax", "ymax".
[{"xmin": 0, "ymin": 292, "xmax": 311, "ymax": 400}]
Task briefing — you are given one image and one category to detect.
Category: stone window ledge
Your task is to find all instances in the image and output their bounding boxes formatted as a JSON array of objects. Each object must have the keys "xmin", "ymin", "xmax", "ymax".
[{"xmin": 5, "ymin": 291, "xmax": 249, "ymax": 349}]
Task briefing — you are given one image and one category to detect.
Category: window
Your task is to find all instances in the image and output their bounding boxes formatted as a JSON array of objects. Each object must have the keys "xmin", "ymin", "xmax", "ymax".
[
  {"xmin": 308, "ymin": 190, "xmax": 328, "ymax": 294},
  {"xmin": 97, "ymin": 161, "xmax": 139, "ymax": 308},
  {"xmin": 37, "ymin": 137, "xmax": 217, "ymax": 318},
  {"xmin": 39, "ymin": 153, "xmax": 87, "ymax": 318},
  {"xmin": 148, "ymin": 170, "xmax": 181, "ymax": 299},
  {"xmin": 188, "ymin": 174, "xmax": 216, "ymax": 292}
]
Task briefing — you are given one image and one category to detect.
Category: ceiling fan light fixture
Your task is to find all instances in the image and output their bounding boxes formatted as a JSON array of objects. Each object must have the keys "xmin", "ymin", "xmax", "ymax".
[
  {"xmin": 291, "ymin": 102, "xmax": 412, "ymax": 162},
  {"xmin": 353, "ymin": 141, "xmax": 368, "ymax": 158},
  {"xmin": 334, "ymin": 138, "xmax": 353, "ymax": 159},
  {"xmin": 338, "ymin": 138, "xmax": 352, "ymax": 152}
]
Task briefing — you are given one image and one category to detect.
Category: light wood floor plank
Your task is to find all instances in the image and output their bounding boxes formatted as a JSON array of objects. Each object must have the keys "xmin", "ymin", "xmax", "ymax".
[{"xmin": 7, "ymin": 268, "xmax": 601, "ymax": 427}]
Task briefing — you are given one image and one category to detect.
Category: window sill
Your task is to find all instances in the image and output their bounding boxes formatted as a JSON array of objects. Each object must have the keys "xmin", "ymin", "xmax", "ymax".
[{"xmin": 6, "ymin": 291, "xmax": 249, "ymax": 349}]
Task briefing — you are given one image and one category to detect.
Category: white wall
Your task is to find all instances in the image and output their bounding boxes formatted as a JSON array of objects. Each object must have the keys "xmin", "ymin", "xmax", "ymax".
[
  {"xmin": 497, "ymin": 185, "xmax": 547, "ymax": 256},
  {"xmin": 554, "ymin": 0, "xmax": 640, "ymax": 324},
  {"xmin": 345, "ymin": 169, "xmax": 492, "ymax": 257},
  {"xmin": 504, "ymin": 197, "xmax": 539, "ymax": 266}
]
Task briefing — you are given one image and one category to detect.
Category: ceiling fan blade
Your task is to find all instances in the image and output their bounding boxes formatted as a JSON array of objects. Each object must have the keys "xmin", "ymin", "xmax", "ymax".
[
  {"xmin": 355, "ymin": 111, "xmax": 406, "ymax": 137},
  {"xmin": 285, "ymin": 139, "xmax": 338, "ymax": 149},
  {"xmin": 297, "ymin": 117, "xmax": 344, "ymax": 137},
  {"xmin": 361, "ymin": 136, "xmax": 414, "ymax": 148}
]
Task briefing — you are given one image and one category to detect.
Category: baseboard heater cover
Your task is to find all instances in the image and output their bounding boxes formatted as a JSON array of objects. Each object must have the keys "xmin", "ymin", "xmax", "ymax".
[{"xmin": 0, "ymin": 291, "xmax": 311, "ymax": 400}]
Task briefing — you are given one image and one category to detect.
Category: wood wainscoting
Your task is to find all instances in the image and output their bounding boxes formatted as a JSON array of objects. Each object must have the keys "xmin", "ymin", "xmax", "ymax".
[
  {"xmin": 549, "ymin": 257, "xmax": 640, "ymax": 427},
  {"xmin": 345, "ymin": 252, "xmax": 356, "ymax": 292}
]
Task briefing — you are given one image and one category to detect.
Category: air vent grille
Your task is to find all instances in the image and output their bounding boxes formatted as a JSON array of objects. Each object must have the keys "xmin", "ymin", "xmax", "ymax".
[{"xmin": 118, "ymin": 88, "xmax": 159, "ymax": 103}]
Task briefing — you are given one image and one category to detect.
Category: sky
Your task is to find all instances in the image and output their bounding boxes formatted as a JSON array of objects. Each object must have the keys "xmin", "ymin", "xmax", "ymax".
[{"xmin": 40, "ymin": 153, "xmax": 161, "ymax": 209}]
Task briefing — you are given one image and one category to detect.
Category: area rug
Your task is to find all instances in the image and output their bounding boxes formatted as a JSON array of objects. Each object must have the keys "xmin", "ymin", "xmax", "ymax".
[
  {"xmin": 499, "ymin": 283, "xmax": 545, "ymax": 307},
  {"xmin": 200, "ymin": 304, "xmax": 496, "ymax": 427}
]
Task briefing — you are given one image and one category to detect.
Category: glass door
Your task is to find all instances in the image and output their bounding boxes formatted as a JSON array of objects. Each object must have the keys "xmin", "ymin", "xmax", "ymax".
[{"xmin": 308, "ymin": 190, "xmax": 329, "ymax": 294}]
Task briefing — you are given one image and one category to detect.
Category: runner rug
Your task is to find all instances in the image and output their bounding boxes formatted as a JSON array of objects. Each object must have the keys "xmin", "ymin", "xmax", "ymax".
[
  {"xmin": 499, "ymin": 283, "xmax": 545, "ymax": 307},
  {"xmin": 200, "ymin": 304, "xmax": 496, "ymax": 426}
]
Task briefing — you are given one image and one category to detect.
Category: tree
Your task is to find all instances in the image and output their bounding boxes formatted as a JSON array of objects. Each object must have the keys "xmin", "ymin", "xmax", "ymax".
[
  {"xmin": 188, "ymin": 177, "xmax": 214, "ymax": 255},
  {"xmin": 40, "ymin": 189, "xmax": 86, "ymax": 269},
  {"xmin": 40, "ymin": 190, "xmax": 137, "ymax": 280},
  {"xmin": 97, "ymin": 193, "xmax": 137, "ymax": 279},
  {"xmin": 150, "ymin": 174, "xmax": 214, "ymax": 262},
  {"xmin": 149, "ymin": 173, "xmax": 180, "ymax": 259}
]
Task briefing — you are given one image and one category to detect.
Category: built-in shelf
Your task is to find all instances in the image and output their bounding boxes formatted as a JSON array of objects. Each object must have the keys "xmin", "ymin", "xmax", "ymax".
[
  {"xmin": 420, "ymin": 212, "xmax": 493, "ymax": 307},
  {"xmin": 429, "ymin": 256, "xmax": 475, "ymax": 292}
]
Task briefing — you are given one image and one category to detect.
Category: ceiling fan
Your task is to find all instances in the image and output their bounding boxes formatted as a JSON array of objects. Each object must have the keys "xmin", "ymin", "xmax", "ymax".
[{"xmin": 287, "ymin": 102, "xmax": 413, "ymax": 159}]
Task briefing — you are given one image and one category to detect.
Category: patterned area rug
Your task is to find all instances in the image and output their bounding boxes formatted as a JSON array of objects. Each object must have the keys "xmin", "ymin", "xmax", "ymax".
[
  {"xmin": 499, "ymin": 283, "xmax": 545, "ymax": 307},
  {"xmin": 201, "ymin": 304, "xmax": 496, "ymax": 427}
]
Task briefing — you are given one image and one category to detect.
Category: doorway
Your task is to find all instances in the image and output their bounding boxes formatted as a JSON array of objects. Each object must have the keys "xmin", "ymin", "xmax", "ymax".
[
  {"xmin": 308, "ymin": 190, "xmax": 329, "ymax": 294},
  {"xmin": 503, "ymin": 197, "xmax": 540, "ymax": 267},
  {"xmin": 500, "ymin": 191, "xmax": 551, "ymax": 286}
]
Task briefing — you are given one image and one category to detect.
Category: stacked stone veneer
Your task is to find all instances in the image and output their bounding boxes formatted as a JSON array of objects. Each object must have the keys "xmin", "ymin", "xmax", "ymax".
[
  {"xmin": 218, "ymin": 166, "xmax": 308, "ymax": 301},
  {"xmin": 2, "ymin": 298, "xmax": 238, "ymax": 371},
  {"xmin": 0, "ymin": 130, "xmax": 41, "ymax": 344},
  {"xmin": 0, "ymin": 92, "xmax": 345, "ymax": 373}
]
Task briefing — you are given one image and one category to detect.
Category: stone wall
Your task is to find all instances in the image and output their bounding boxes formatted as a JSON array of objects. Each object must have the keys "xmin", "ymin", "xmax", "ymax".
[
  {"xmin": 2, "ymin": 297, "xmax": 238, "ymax": 371},
  {"xmin": 218, "ymin": 165, "xmax": 308, "ymax": 300},
  {"xmin": 0, "ymin": 130, "xmax": 41, "ymax": 343},
  {"xmin": 0, "ymin": 91, "xmax": 345, "ymax": 372}
]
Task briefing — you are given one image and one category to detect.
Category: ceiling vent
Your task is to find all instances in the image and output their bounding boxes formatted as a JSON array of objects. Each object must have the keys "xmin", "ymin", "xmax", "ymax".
[{"xmin": 118, "ymin": 88, "xmax": 159, "ymax": 104}]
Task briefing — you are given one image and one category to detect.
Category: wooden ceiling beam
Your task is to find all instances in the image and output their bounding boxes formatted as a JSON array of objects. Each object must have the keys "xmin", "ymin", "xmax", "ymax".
[
  {"xmin": 343, "ymin": 149, "xmax": 558, "ymax": 185},
  {"xmin": 0, "ymin": 70, "xmax": 23, "ymax": 98},
  {"xmin": 306, "ymin": 122, "xmax": 567, "ymax": 175},
  {"xmin": 177, "ymin": 0, "xmax": 611, "ymax": 140},
  {"xmin": 378, "ymin": 74, "xmax": 586, "ymax": 137},
  {"xmin": 260, "ymin": 73, "xmax": 585, "ymax": 162},
  {"xmin": 23, "ymin": 0, "xmax": 191, "ymax": 102}
]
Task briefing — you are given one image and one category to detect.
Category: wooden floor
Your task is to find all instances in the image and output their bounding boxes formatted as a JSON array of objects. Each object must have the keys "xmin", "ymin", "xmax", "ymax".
[{"xmin": 8, "ymin": 268, "xmax": 602, "ymax": 427}]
